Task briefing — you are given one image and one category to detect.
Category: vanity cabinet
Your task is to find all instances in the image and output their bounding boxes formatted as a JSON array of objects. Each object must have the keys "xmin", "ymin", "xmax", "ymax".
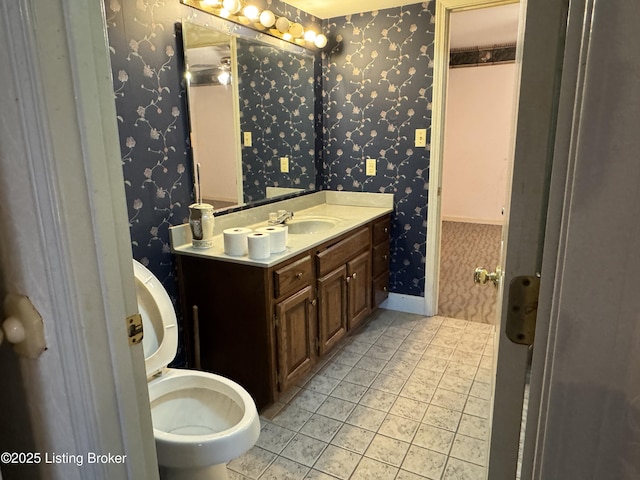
[
  {"xmin": 176, "ymin": 215, "xmax": 390, "ymax": 410},
  {"xmin": 316, "ymin": 228, "xmax": 372, "ymax": 354},
  {"xmin": 272, "ymin": 256, "xmax": 317, "ymax": 393}
]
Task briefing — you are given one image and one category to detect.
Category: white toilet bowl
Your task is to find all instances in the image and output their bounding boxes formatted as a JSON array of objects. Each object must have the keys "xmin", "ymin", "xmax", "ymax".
[{"xmin": 134, "ymin": 260, "xmax": 260, "ymax": 480}]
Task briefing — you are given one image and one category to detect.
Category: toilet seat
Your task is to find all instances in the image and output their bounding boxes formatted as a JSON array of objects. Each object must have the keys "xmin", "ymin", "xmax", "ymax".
[
  {"xmin": 147, "ymin": 368, "xmax": 260, "ymax": 468},
  {"xmin": 133, "ymin": 260, "xmax": 179, "ymax": 377}
]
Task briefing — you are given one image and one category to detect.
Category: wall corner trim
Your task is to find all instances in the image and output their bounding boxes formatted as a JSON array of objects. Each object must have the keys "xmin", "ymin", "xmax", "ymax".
[{"xmin": 381, "ymin": 293, "xmax": 428, "ymax": 316}]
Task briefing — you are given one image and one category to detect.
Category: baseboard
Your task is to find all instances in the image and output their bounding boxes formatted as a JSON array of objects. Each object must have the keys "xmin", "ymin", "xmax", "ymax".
[
  {"xmin": 381, "ymin": 293, "xmax": 427, "ymax": 315},
  {"xmin": 442, "ymin": 215, "xmax": 503, "ymax": 225}
]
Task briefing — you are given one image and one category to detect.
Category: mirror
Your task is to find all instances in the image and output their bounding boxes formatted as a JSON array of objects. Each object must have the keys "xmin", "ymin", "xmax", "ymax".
[{"xmin": 181, "ymin": 18, "xmax": 318, "ymax": 212}]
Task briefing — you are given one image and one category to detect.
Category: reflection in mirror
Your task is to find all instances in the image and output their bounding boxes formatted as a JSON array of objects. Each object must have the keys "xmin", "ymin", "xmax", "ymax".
[{"xmin": 182, "ymin": 18, "xmax": 317, "ymax": 212}]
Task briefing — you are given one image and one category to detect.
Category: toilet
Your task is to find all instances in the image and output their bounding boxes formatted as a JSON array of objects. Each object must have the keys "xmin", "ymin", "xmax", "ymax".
[{"xmin": 133, "ymin": 259, "xmax": 260, "ymax": 480}]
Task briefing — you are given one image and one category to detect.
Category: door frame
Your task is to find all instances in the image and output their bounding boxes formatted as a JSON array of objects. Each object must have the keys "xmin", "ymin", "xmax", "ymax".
[{"xmin": 425, "ymin": 0, "xmax": 519, "ymax": 317}]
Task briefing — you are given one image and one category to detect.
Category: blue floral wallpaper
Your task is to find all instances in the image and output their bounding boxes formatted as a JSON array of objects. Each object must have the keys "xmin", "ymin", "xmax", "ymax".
[
  {"xmin": 237, "ymin": 39, "xmax": 317, "ymax": 202},
  {"xmin": 104, "ymin": 1, "xmax": 435, "ymax": 365},
  {"xmin": 323, "ymin": 2, "xmax": 435, "ymax": 297},
  {"xmin": 104, "ymin": 0, "xmax": 318, "ymax": 365}
]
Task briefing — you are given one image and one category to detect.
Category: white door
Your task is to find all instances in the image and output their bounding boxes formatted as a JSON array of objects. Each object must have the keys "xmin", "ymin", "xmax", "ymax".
[
  {"xmin": 488, "ymin": 0, "xmax": 572, "ymax": 478},
  {"xmin": 0, "ymin": 1, "xmax": 158, "ymax": 479},
  {"xmin": 428, "ymin": 0, "xmax": 570, "ymax": 478}
]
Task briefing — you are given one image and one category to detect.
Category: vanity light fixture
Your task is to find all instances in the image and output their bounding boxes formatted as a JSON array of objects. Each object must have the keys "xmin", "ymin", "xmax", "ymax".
[{"xmin": 182, "ymin": 0, "xmax": 328, "ymax": 49}]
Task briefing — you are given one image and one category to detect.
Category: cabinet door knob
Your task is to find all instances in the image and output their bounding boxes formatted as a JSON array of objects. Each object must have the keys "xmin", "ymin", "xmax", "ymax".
[
  {"xmin": 383, "ymin": 254, "xmax": 388, "ymax": 260},
  {"xmin": 296, "ymin": 272, "xmax": 303, "ymax": 279},
  {"xmin": 352, "ymin": 272, "xmax": 357, "ymax": 279},
  {"xmin": 311, "ymin": 298, "xmax": 317, "ymax": 306},
  {"xmin": 384, "ymin": 227, "xmax": 388, "ymax": 233}
]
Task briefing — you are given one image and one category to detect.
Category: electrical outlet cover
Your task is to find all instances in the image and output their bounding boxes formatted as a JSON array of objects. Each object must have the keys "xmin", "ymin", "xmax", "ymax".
[
  {"xmin": 366, "ymin": 158, "xmax": 376, "ymax": 176},
  {"xmin": 280, "ymin": 157, "xmax": 289, "ymax": 173}
]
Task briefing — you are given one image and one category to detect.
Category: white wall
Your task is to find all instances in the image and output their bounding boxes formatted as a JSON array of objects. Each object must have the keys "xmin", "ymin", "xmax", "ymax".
[
  {"xmin": 441, "ymin": 63, "xmax": 517, "ymax": 224},
  {"xmin": 188, "ymin": 84, "xmax": 239, "ymax": 204}
]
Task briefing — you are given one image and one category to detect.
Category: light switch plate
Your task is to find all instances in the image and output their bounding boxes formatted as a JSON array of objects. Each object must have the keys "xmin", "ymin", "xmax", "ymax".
[
  {"xmin": 415, "ymin": 129, "xmax": 427, "ymax": 147},
  {"xmin": 243, "ymin": 131, "xmax": 252, "ymax": 147},
  {"xmin": 366, "ymin": 158, "xmax": 376, "ymax": 176},
  {"xmin": 280, "ymin": 157, "xmax": 289, "ymax": 173}
]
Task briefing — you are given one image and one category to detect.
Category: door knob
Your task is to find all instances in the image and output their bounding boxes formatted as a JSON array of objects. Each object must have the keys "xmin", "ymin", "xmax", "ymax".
[
  {"xmin": 2, "ymin": 294, "xmax": 46, "ymax": 358},
  {"xmin": 474, "ymin": 267, "xmax": 501, "ymax": 288}
]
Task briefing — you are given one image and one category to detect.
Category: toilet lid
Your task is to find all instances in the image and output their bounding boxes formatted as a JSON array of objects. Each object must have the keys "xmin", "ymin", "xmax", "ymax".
[{"xmin": 133, "ymin": 259, "xmax": 178, "ymax": 378}]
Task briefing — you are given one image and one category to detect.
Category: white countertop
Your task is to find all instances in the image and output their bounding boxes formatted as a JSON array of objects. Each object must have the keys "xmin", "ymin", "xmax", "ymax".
[{"xmin": 170, "ymin": 192, "xmax": 393, "ymax": 268}]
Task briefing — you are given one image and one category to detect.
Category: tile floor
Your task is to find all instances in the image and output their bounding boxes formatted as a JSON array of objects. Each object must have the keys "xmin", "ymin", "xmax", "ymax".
[{"xmin": 228, "ymin": 309, "xmax": 496, "ymax": 480}]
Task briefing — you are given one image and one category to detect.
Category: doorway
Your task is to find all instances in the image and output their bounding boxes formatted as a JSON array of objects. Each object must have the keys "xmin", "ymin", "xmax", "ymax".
[{"xmin": 437, "ymin": 4, "xmax": 520, "ymax": 324}]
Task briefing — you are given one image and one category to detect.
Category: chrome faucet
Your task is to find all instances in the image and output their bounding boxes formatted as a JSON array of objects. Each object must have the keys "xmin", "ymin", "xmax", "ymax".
[{"xmin": 268, "ymin": 209, "xmax": 294, "ymax": 225}]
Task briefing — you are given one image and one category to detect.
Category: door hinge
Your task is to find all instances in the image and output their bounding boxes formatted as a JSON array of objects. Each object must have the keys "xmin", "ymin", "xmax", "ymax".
[
  {"xmin": 127, "ymin": 313, "xmax": 144, "ymax": 346},
  {"xmin": 437, "ymin": 186, "xmax": 442, "ymax": 196},
  {"xmin": 505, "ymin": 275, "xmax": 540, "ymax": 345},
  {"xmin": 273, "ymin": 313, "xmax": 279, "ymax": 328}
]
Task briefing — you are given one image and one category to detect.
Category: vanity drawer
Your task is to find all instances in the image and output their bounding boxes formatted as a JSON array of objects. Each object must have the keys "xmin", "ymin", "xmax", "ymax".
[
  {"xmin": 273, "ymin": 255, "xmax": 313, "ymax": 299},
  {"xmin": 372, "ymin": 215, "xmax": 391, "ymax": 245},
  {"xmin": 317, "ymin": 228, "xmax": 370, "ymax": 277},
  {"xmin": 372, "ymin": 240, "xmax": 390, "ymax": 277}
]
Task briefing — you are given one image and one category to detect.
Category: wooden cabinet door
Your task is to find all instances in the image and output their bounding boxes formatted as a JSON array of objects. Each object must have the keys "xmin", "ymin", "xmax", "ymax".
[
  {"xmin": 318, "ymin": 265, "xmax": 347, "ymax": 355},
  {"xmin": 347, "ymin": 250, "xmax": 371, "ymax": 330},
  {"xmin": 275, "ymin": 285, "xmax": 315, "ymax": 392}
]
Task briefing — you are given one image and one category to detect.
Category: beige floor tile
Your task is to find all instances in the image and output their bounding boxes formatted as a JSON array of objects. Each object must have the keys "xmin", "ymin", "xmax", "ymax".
[
  {"xmin": 457, "ymin": 414, "xmax": 489, "ymax": 441},
  {"xmin": 316, "ymin": 397, "xmax": 357, "ymax": 422},
  {"xmin": 413, "ymin": 424, "xmax": 455, "ymax": 454},
  {"xmin": 260, "ymin": 456, "xmax": 309, "ymax": 480},
  {"xmin": 378, "ymin": 414, "xmax": 420, "ymax": 443},
  {"xmin": 280, "ymin": 433, "xmax": 328, "ymax": 467},
  {"xmin": 254, "ymin": 310, "xmax": 498, "ymax": 480},
  {"xmin": 442, "ymin": 457, "xmax": 486, "ymax": 480},
  {"xmin": 300, "ymin": 414, "xmax": 343, "ymax": 442},
  {"xmin": 401, "ymin": 444, "xmax": 447, "ymax": 479},
  {"xmin": 370, "ymin": 373, "xmax": 406, "ymax": 394},
  {"xmin": 431, "ymin": 388, "xmax": 468, "ymax": 412},
  {"xmin": 422, "ymin": 405, "xmax": 462, "ymax": 432},
  {"xmin": 350, "ymin": 457, "xmax": 399, "ymax": 480},
  {"xmin": 450, "ymin": 434, "xmax": 488, "ymax": 467},
  {"xmin": 330, "ymin": 380, "xmax": 368, "ymax": 403},
  {"xmin": 463, "ymin": 396, "xmax": 491, "ymax": 419},
  {"xmin": 346, "ymin": 404, "xmax": 387, "ymax": 431},
  {"xmin": 257, "ymin": 422, "xmax": 296, "ymax": 454},
  {"xmin": 227, "ymin": 446, "xmax": 276, "ymax": 479},
  {"xmin": 389, "ymin": 396, "xmax": 428, "ymax": 422},
  {"xmin": 313, "ymin": 445, "xmax": 361, "ymax": 480},
  {"xmin": 331, "ymin": 423, "xmax": 375, "ymax": 454},
  {"xmin": 364, "ymin": 434, "xmax": 410, "ymax": 467},
  {"xmin": 359, "ymin": 388, "xmax": 397, "ymax": 412}
]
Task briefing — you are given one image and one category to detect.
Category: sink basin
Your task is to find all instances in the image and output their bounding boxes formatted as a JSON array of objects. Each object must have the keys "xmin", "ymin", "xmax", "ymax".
[{"xmin": 286, "ymin": 216, "xmax": 339, "ymax": 235}]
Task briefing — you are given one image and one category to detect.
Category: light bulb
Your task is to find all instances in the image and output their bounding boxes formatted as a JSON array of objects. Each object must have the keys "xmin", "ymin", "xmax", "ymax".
[
  {"xmin": 259, "ymin": 10, "xmax": 276, "ymax": 28},
  {"xmin": 282, "ymin": 32, "xmax": 292, "ymax": 41},
  {"xmin": 304, "ymin": 30, "xmax": 317, "ymax": 43},
  {"xmin": 243, "ymin": 5, "xmax": 260, "ymax": 21},
  {"xmin": 289, "ymin": 22, "xmax": 304, "ymax": 38},
  {"xmin": 222, "ymin": 0, "xmax": 241, "ymax": 14},
  {"xmin": 275, "ymin": 16, "xmax": 291, "ymax": 34},
  {"xmin": 314, "ymin": 34, "xmax": 328, "ymax": 49},
  {"xmin": 217, "ymin": 71, "xmax": 231, "ymax": 85}
]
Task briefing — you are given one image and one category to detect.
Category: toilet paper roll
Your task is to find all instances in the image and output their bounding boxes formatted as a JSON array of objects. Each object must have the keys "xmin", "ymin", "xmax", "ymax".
[
  {"xmin": 223, "ymin": 227, "xmax": 252, "ymax": 256},
  {"xmin": 256, "ymin": 225, "xmax": 288, "ymax": 253},
  {"xmin": 247, "ymin": 232, "xmax": 271, "ymax": 260}
]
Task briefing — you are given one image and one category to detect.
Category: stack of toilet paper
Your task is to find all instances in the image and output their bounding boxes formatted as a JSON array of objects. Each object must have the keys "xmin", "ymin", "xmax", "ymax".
[{"xmin": 223, "ymin": 225, "xmax": 288, "ymax": 260}]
